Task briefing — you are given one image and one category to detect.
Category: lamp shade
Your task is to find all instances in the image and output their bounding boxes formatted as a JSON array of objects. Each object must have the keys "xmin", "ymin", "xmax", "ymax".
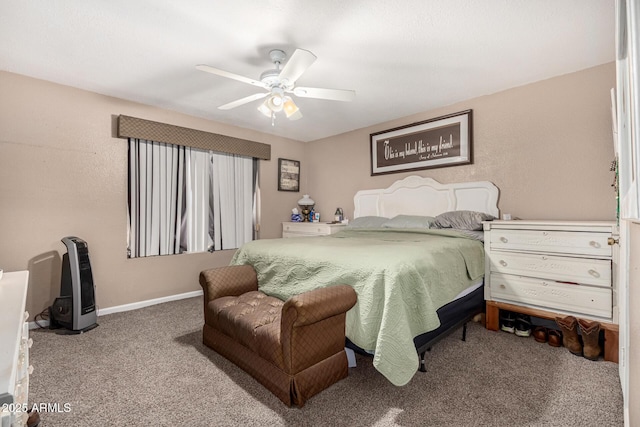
[
  {"xmin": 297, "ymin": 194, "xmax": 315, "ymax": 206},
  {"xmin": 266, "ymin": 94, "xmax": 284, "ymax": 112},
  {"xmin": 283, "ymin": 97, "xmax": 302, "ymax": 120},
  {"xmin": 257, "ymin": 101, "xmax": 272, "ymax": 117}
]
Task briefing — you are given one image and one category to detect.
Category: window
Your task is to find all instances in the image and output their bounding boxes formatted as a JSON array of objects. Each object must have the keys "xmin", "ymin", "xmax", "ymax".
[{"xmin": 127, "ymin": 138, "xmax": 258, "ymax": 257}]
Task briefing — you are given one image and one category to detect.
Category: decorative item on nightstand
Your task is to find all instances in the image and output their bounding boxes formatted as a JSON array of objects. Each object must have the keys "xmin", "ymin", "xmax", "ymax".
[
  {"xmin": 297, "ymin": 194, "xmax": 315, "ymax": 223},
  {"xmin": 291, "ymin": 208, "xmax": 302, "ymax": 222}
]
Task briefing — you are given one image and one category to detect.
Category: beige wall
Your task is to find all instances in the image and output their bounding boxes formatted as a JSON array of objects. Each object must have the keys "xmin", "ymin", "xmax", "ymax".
[
  {"xmin": 306, "ymin": 62, "xmax": 617, "ymax": 223},
  {"xmin": 0, "ymin": 62, "xmax": 616, "ymax": 319},
  {"xmin": 0, "ymin": 71, "xmax": 306, "ymax": 319}
]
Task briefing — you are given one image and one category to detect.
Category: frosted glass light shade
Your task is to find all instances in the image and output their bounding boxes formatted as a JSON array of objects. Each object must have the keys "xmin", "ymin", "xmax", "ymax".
[
  {"xmin": 297, "ymin": 194, "xmax": 315, "ymax": 206},
  {"xmin": 283, "ymin": 97, "xmax": 302, "ymax": 120},
  {"xmin": 266, "ymin": 94, "xmax": 284, "ymax": 112},
  {"xmin": 257, "ymin": 101, "xmax": 272, "ymax": 117}
]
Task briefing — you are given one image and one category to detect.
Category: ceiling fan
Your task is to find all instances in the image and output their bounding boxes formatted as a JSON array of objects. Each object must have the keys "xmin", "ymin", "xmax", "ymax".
[{"xmin": 196, "ymin": 48, "xmax": 355, "ymax": 124}]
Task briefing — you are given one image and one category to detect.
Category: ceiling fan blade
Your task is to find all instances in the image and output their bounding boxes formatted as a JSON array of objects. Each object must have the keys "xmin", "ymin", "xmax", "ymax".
[
  {"xmin": 196, "ymin": 64, "xmax": 268, "ymax": 89},
  {"xmin": 278, "ymin": 49, "xmax": 317, "ymax": 85},
  {"xmin": 293, "ymin": 86, "xmax": 356, "ymax": 102},
  {"xmin": 218, "ymin": 92, "xmax": 268, "ymax": 110}
]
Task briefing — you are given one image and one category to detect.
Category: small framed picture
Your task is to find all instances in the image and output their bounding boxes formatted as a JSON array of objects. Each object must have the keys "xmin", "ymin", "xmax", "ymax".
[
  {"xmin": 314, "ymin": 212, "xmax": 321, "ymax": 222},
  {"xmin": 278, "ymin": 158, "xmax": 300, "ymax": 192}
]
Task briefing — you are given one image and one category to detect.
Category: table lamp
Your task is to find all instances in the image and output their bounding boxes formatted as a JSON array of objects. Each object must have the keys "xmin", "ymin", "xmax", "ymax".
[{"xmin": 297, "ymin": 195, "xmax": 315, "ymax": 222}]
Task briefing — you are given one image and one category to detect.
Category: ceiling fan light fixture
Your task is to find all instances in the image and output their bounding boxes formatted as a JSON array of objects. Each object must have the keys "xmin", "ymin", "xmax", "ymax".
[
  {"xmin": 283, "ymin": 96, "xmax": 300, "ymax": 118},
  {"xmin": 266, "ymin": 93, "xmax": 284, "ymax": 112},
  {"xmin": 197, "ymin": 47, "xmax": 354, "ymax": 124},
  {"xmin": 287, "ymin": 109, "xmax": 303, "ymax": 121},
  {"xmin": 257, "ymin": 100, "xmax": 272, "ymax": 117}
]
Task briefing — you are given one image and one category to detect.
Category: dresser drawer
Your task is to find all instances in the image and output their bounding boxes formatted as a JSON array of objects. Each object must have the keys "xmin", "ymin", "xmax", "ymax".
[
  {"xmin": 488, "ymin": 252, "xmax": 611, "ymax": 287},
  {"xmin": 489, "ymin": 272, "xmax": 612, "ymax": 318},
  {"xmin": 489, "ymin": 229, "xmax": 611, "ymax": 257},
  {"xmin": 282, "ymin": 225, "xmax": 331, "ymax": 236},
  {"xmin": 282, "ymin": 222, "xmax": 345, "ymax": 238}
]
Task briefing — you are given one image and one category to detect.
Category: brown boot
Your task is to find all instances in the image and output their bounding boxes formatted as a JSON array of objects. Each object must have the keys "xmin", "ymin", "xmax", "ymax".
[
  {"xmin": 555, "ymin": 315, "xmax": 582, "ymax": 356},
  {"xmin": 578, "ymin": 319, "xmax": 601, "ymax": 361}
]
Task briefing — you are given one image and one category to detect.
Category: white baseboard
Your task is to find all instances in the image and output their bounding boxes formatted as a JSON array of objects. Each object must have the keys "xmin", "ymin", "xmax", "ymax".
[
  {"xmin": 29, "ymin": 290, "xmax": 203, "ymax": 330},
  {"xmin": 97, "ymin": 290, "xmax": 203, "ymax": 316},
  {"xmin": 29, "ymin": 319, "xmax": 50, "ymax": 330}
]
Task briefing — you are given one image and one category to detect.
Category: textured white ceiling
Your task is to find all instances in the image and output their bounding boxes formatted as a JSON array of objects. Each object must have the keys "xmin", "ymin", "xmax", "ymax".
[{"xmin": 0, "ymin": 0, "xmax": 615, "ymax": 142}]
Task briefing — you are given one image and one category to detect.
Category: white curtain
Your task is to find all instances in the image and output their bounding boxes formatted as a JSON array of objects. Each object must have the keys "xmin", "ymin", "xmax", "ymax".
[
  {"xmin": 181, "ymin": 147, "xmax": 212, "ymax": 253},
  {"xmin": 128, "ymin": 139, "xmax": 257, "ymax": 257},
  {"xmin": 128, "ymin": 139, "xmax": 184, "ymax": 257},
  {"xmin": 210, "ymin": 152, "xmax": 254, "ymax": 250}
]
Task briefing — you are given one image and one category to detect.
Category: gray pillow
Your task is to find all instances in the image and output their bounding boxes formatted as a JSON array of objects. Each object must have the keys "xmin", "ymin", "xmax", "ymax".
[
  {"xmin": 434, "ymin": 210, "xmax": 495, "ymax": 230},
  {"xmin": 347, "ymin": 216, "xmax": 389, "ymax": 228},
  {"xmin": 382, "ymin": 215, "xmax": 436, "ymax": 229}
]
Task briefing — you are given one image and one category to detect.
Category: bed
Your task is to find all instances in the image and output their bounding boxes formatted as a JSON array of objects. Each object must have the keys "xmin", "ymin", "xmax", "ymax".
[{"xmin": 230, "ymin": 176, "xmax": 499, "ymax": 386}]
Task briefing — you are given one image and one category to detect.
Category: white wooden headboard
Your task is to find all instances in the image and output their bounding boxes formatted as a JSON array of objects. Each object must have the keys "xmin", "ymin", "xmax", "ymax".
[{"xmin": 353, "ymin": 176, "xmax": 500, "ymax": 219}]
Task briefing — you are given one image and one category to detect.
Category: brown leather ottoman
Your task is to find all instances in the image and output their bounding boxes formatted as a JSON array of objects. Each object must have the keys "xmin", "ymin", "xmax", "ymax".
[{"xmin": 199, "ymin": 265, "xmax": 357, "ymax": 406}]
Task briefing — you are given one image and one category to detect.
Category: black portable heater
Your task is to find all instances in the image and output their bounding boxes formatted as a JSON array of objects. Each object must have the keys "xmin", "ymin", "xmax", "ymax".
[{"xmin": 49, "ymin": 236, "xmax": 98, "ymax": 333}]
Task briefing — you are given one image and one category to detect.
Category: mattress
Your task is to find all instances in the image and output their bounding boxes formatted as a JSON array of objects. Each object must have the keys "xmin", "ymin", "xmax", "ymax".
[{"xmin": 346, "ymin": 280, "xmax": 485, "ymax": 359}]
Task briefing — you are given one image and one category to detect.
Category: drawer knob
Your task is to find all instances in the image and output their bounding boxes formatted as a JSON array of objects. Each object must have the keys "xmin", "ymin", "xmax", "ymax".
[
  {"xmin": 541, "ymin": 281, "xmax": 548, "ymax": 286},
  {"xmin": 499, "ymin": 260, "xmax": 508, "ymax": 267},
  {"xmin": 499, "ymin": 284, "xmax": 506, "ymax": 289},
  {"xmin": 589, "ymin": 240, "xmax": 601, "ymax": 248},
  {"xmin": 500, "ymin": 237, "xmax": 508, "ymax": 243},
  {"xmin": 588, "ymin": 269, "xmax": 600, "ymax": 278},
  {"xmin": 608, "ymin": 237, "xmax": 619, "ymax": 246}
]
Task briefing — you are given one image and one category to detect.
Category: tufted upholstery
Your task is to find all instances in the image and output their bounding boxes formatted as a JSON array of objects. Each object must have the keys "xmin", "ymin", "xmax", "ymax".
[{"xmin": 199, "ymin": 265, "xmax": 357, "ymax": 407}]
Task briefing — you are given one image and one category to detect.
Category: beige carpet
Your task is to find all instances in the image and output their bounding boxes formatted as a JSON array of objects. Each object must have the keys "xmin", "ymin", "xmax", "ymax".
[{"xmin": 28, "ymin": 297, "xmax": 623, "ymax": 426}]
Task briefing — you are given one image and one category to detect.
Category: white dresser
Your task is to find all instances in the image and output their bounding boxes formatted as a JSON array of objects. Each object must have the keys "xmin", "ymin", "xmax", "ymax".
[
  {"xmin": 0, "ymin": 271, "xmax": 32, "ymax": 427},
  {"xmin": 483, "ymin": 220, "xmax": 619, "ymax": 362},
  {"xmin": 281, "ymin": 222, "xmax": 346, "ymax": 238}
]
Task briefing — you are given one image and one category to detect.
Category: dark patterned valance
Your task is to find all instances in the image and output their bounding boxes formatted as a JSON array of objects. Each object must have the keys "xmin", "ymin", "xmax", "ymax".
[{"xmin": 117, "ymin": 115, "xmax": 271, "ymax": 160}]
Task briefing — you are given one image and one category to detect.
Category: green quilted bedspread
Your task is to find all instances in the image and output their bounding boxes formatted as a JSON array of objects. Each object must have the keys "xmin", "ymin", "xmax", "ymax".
[{"xmin": 230, "ymin": 228, "xmax": 485, "ymax": 386}]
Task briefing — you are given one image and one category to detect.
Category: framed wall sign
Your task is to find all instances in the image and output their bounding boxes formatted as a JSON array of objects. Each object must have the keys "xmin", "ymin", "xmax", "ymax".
[
  {"xmin": 277, "ymin": 158, "xmax": 300, "ymax": 192},
  {"xmin": 370, "ymin": 110, "xmax": 472, "ymax": 176}
]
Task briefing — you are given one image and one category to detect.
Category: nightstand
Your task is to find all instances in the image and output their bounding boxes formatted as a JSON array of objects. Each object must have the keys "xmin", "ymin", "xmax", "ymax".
[
  {"xmin": 282, "ymin": 222, "xmax": 346, "ymax": 238},
  {"xmin": 483, "ymin": 220, "xmax": 619, "ymax": 362}
]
